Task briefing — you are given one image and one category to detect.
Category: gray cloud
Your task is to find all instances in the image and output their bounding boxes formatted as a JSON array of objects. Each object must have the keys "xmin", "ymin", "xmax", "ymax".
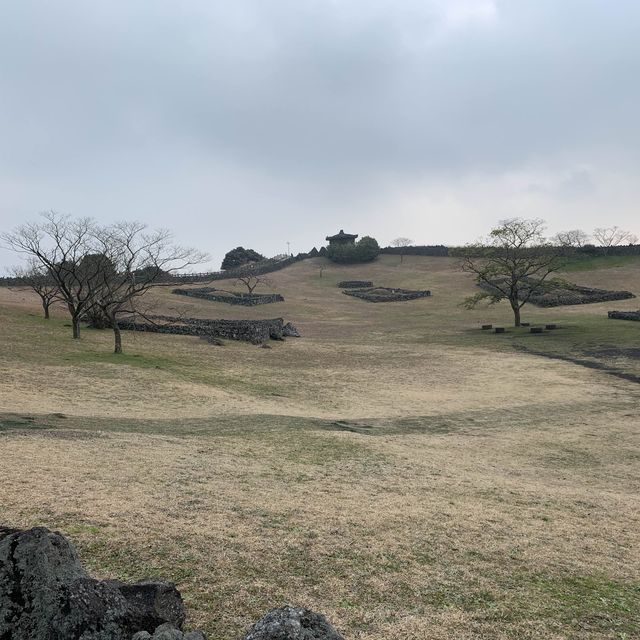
[{"xmin": 1, "ymin": 1, "xmax": 639, "ymax": 269}]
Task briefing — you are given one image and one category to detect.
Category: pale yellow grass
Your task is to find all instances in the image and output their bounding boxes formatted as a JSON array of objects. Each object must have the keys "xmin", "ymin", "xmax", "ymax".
[
  {"xmin": 0, "ymin": 332, "xmax": 625, "ymax": 420},
  {"xmin": 1, "ymin": 401, "xmax": 638, "ymax": 638},
  {"xmin": 0, "ymin": 257, "xmax": 635, "ymax": 420}
]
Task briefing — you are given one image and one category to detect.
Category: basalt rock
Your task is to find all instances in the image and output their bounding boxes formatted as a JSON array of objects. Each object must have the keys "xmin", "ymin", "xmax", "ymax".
[
  {"xmin": 282, "ymin": 322, "xmax": 301, "ymax": 337},
  {"xmin": 133, "ymin": 623, "xmax": 207, "ymax": 640},
  {"xmin": 0, "ymin": 527, "xmax": 204, "ymax": 640},
  {"xmin": 241, "ymin": 606, "xmax": 344, "ymax": 640}
]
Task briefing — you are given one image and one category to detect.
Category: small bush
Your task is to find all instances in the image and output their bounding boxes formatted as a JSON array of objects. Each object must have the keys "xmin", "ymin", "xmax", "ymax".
[{"xmin": 221, "ymin": 247, "xmax": 265, "ymax": 270}]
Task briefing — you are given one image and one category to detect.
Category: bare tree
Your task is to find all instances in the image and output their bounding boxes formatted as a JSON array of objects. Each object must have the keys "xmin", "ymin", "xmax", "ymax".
[
  {"xmin": 235, "ymin": 271, "xmax": 273, "ymax": 295},
  {"xmin": 553, "ymin": 229, "xmax": 590, "ymax": 248},
  {"xmin": 1, "ymin": 211, "xmax": 105, "ymax": 338},
  {"xmin": 391, "ymin": 237, "xmax": 413, "ymax": 264},
  {"xmin": 9, "ymin": 259, "xmax": 61, "ymax": 319},
  {"xmin": 90, "ymin": 222, "xmax": 208, "ymax": 353},
  {"xmin": 593, "ymin": 226, "xmax": 638, "ymax": 254},
  {"xmin": 461, "ymin": 218, "xmax": 564, "ymax": 327},
  {"xmin": 1, "ymin": 212, "xmax": 207, "ymax": 349}
]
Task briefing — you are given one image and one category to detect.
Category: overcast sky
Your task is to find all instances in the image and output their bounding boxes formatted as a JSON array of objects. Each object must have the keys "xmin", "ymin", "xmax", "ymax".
[{"xmin": 1, "ymin": 1, "xmax": 639, "ymax": 270}]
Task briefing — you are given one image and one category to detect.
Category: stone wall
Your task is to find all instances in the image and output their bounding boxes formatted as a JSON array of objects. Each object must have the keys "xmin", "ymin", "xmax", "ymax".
[
  {"xmin": 173, "ymin": 287, "xmax": 284, "ymax": 306},
  {"xmin": 381, "ymin": 245, "xmax": 449, "ymax": 256},
  {"xmin": 479, "ymin": 278, "xmax": 635, "ymax": 307},
  {"xmin": 169, "ymin": 254, "xmax": 308, "ymax": 284},
  {"xmin": 119, "ymin": 315, "xmax": 285, "ymax": 343},
  {"xmin": 0, "ymin": 256, "xmax": 310, "ymax": 288},
  {"xmin": 608, "ymin": 310, "xmax": 640, "ymax": 321},
  {"xmin": 337, "ymin": 280, "xmax": 373, "ymax": 288},
  {"xmin": 343, "ymin": 287, "xmax": 431, "ymax": 302},
  {"xmin": 531, "ymin": 285, "xmax": 635, "ymax": 307}
]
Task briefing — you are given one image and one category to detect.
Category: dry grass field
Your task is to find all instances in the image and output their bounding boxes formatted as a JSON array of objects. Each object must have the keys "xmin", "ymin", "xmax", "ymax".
[{"xmin": 1, "ymin": 255, "xmax": 639, "ymax": 638}]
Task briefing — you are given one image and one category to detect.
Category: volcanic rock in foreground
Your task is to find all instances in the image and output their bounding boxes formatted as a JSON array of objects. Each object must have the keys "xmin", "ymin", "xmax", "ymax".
[
  {"xmin": 241, "ymin": 606, "xmax": 344, "ymax": 640},
  {"xmin": 0, "ymin": 526, "xmax": 204, "ymax": 640}
]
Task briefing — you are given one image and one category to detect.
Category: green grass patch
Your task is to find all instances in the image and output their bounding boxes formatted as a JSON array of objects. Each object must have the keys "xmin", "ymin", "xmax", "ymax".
[
  {"xmin": 63, "ymin": 350, "xmax": 177, "ymax": 370},
  {"xmin": 0, "ymin": 411, "xmax": 330, "ymax": 438},
  {"xmin": 522, "ymin": 573, "xmax": 640, "ymax": 636}
]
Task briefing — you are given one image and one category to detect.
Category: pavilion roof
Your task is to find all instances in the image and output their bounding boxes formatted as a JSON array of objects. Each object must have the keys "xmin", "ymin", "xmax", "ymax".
[{"xmin": 326, "ymin": 229, "xmax": 358, "ymax": 241}]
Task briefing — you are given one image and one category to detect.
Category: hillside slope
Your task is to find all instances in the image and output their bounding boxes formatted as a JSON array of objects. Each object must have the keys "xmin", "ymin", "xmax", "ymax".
[
  {"xmin": 1, "ymin": 255, "xmax": 639, "ymax": 640},
  {"xmin": 0, "ymin": 255, "xmax": 638, "ymax": 420}
]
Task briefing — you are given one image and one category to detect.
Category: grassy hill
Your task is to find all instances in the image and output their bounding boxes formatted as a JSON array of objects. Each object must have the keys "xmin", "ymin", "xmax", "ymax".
[{"xmin": 1, "ymin": 255, "xmax": 639, "ymax": 639}]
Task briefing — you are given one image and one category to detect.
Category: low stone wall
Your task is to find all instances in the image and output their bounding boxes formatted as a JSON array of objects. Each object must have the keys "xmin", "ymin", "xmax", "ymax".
[
  {"xmin": 119, "ymin": 315, "xmax": 285, "ymax": 343},
  {"xmin": 169, "ymin": 254, "xmax": 308, "ymax": 283},
  {"xmin": 479, "ymin": 278, "xmax": 635, "ymax": 307},
  {"xmin": 338, "ymin": 280, "xmax": 373, "ymax": 288},
  {"xmin": 343, "ymin": 287, "xmax": 431, "ymax": 302},
  {"xmin": 531, "ymin": 285, "xmax": 635, "ymax": 307},
  {"xmin": 173, "ymin": 287, "xmax": 284, "ymax": 306},
  {"xmin": 608, "ymin": 310, "xmax": 640, "ymax": 321},
  {"xmin": 381, "ymin": 245, "xmax": 449, "ymax": 257}
]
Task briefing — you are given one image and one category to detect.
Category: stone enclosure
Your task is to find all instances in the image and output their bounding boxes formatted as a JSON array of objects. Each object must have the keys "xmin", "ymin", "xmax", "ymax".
[
  {"xmin": 173, "ymin": 287, "xmax": 284, "ymax": 306},
  {"xmin": 608, "ymin": 310, "xmax": 640, "ymax": 321},
  {"xmin": 343, "ymin": 286, "xmax": 431, "ymax": 302},
  {"xmin": 119, "ymin": 315, "xmax": 300, "ymax": 344},
  {"xmin": 337, "ymin": 280, "xmax": 373, "ymax": 288},
  {"xmin": 529, "ymin": 284, "xmax": 635, "ymax": 307},
  {"xmin": 479, "ymin": 278, "xmax": 635, "ymax": 307}
]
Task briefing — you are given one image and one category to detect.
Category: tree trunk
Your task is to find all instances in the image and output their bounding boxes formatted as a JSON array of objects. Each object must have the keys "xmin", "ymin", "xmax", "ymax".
[
  {"xmin": 113, "ymin": 321, "xmax": 122, "ymax": 354},
  {"xmin": 43, "ymin": 301, "xmax": 50, "ymax": 320},
  {"xmin": 72, "ymin": 316, "xmax": 81, "ymax": 339},
  {"xmin": 511, "ymin": 301, "xmax": 521, "ymax": 327}
]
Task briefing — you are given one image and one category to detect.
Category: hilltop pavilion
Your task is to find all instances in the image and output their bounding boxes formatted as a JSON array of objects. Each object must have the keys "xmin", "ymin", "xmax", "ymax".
[{"xmin": 325, "ymin": 230, "xmax": 358, "ymax": 246}]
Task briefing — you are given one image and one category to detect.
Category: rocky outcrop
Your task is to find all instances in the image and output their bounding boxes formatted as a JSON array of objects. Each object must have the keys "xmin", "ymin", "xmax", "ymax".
[
  {"xmin": 241, "ymin": 606, "xmax": 344, "ymax": 640},
  {"xmin": 0, "ymin": 526, "xmax": 204, "ymax": 640}
]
